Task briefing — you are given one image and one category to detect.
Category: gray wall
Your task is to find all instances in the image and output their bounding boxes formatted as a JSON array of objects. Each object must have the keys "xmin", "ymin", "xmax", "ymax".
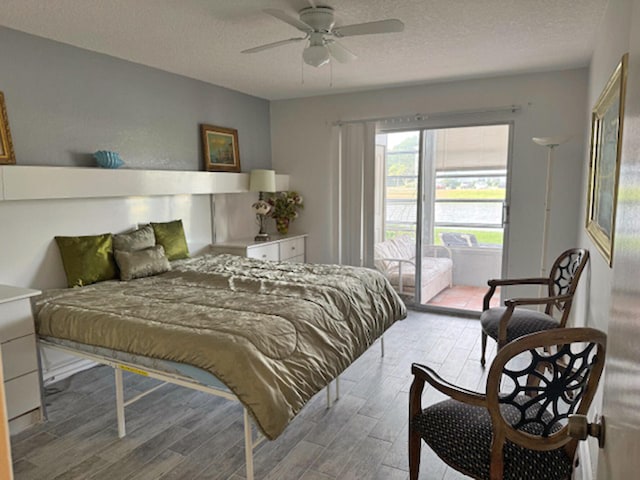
[
  {"xmin": 0, "ymin": 27, "xmax": 271, "ymax": 171},
  {"xmin": 574, "ymin": 0, "xmax": 631, "ymax": 335}
]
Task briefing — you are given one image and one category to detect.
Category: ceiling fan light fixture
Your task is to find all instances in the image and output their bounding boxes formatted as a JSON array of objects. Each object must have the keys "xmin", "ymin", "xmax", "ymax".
[{"xmin": 303, "ymin": 45, "xmax": 330, "ymax": 67}]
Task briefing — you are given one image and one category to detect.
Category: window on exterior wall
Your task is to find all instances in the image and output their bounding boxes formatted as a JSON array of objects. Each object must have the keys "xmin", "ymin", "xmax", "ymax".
[
  {"xmin": 434, "ymin": 169, "xmax": 507, "ymax": 247},
  {"xmin": 428, "ymin": 125, "xmax": 508, "ymax": 247}
]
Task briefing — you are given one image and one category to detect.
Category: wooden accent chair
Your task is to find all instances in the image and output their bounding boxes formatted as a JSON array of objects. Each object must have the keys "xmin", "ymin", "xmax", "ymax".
[
  {"xmin": 480, "ymin": 248, "xmax": 589, "ymax": 366},
  {"xmin": 409, "ymin": 328, "xmax": 606, "ymax": 480}
]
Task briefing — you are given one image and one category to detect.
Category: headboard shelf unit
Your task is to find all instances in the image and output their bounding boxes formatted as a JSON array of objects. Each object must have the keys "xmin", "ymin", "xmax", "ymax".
[{"xmin": 0, "ymin": 166, "xmax": 289, "ymax": 201}]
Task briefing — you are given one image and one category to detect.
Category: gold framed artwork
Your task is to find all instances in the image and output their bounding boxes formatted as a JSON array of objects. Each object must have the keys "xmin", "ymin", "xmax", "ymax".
[
  {"xmin": 586, "ymin": 53, "xmax": 628, "ymax": 267},
  {"xmin": 0, "ymin": 92, "xmax": 16, "ymax": 165},
  {"xmin": 200, "ymin": 124, "xmax": 240, "ymax": 172}
]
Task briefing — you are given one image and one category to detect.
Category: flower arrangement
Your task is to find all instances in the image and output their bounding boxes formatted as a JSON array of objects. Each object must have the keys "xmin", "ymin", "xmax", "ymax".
[{"xmin": 267, "ymin": 191, "xmax": 304, "ymax": 234}]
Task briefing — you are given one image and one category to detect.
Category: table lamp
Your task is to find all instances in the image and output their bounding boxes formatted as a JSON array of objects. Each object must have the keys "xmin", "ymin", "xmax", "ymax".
[{"xmin": 250, "ymin": 169, "xmax": 276, "ymax": 242}]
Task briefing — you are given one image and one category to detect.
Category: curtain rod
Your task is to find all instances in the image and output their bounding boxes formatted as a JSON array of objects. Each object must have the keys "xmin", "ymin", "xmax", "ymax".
[{"xmin": 332, "ymin": 104, "xmax": 522, "ymax": 126}]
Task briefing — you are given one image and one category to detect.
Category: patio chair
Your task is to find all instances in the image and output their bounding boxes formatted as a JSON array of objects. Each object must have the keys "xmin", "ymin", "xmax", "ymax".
[{"xmin": 440, "ymin": 232, "xmax": 479, "ymax": 247}]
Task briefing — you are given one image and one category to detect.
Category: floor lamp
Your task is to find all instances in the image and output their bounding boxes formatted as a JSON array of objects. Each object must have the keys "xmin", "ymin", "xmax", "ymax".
[{"xmin": 532, "ymin": 136, "xmax": 571, "ymax": 295}]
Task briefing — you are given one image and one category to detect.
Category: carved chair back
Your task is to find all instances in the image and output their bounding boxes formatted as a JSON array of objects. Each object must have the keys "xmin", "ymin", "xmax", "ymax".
[
  {"xmin": 486, "ymin": 328, "xmax": 606, "ymax": 471},
  {"xmin": 546, "ymin": 248, "xmax": 590, "ymax": 324}
]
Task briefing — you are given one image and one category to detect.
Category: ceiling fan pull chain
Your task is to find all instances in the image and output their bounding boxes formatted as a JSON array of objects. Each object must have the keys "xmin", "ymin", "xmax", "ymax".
[
  {"xmin": 301, "ymin": 56, "xmax": 305, "ymax": 85},
  {"xmin": 329, "ymin": 59, "xmax": 333, "ymax": 88}
]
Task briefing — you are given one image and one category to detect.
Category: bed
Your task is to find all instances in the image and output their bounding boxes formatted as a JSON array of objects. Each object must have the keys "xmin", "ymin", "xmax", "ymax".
[{"xmin": 33, "ymin": 253, "xmax": 406, "ymax": 479}]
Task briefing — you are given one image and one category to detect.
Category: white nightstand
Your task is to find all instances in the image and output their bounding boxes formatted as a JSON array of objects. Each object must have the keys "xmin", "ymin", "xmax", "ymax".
[
  {"xmin": 0, "ymin": 285, "xmax": 43, "ymax": 434},
  {"xmin": 210, "ymin": 234, "xmax": 307, "ymax": 263}
]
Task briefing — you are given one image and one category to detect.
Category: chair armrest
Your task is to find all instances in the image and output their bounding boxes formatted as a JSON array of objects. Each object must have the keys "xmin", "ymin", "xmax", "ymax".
[
  {"xmin": 411, "ymin": 363, "xmax": 486, "ymax": 407},
  {"xmin": 504, "ymin": 293, "xmax": 573, "ymax": 308},
  {"xmin": 493, "ymin": 294, "xmax": 574, "ymax": 347},
  {"xmin": 487, "ymin": 277, "xmax": 551, "ymax": 287},
  {"xmin": 483, "ymin": 277, "xmax": 552, "ymax": 310}
]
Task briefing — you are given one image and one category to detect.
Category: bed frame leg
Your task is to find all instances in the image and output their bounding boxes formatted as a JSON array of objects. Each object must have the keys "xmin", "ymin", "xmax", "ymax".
[
  {"xmin": 244, "ymin": 408, "xmax": 254, "ymax": 480},
  {"xmin": 380, "ymin": 335, "xmax": 385, "ymax": 357},
  {"xmin": 326, "ymin": 384, "xmax": 332, "ymax": 409},
  {"xmin": 115, "ymin": 368, "xmax": 126, "ymax": 438},
  {"xmin": 36, "ymin": 344, "xmax": 49, "ymax": 422},
  {"xmin": 326, "ymin": 376, "xmax": 341, "ymax": 409}
]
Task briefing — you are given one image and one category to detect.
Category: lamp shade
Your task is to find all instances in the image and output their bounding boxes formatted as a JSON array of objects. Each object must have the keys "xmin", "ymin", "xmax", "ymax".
[
  {"xmin": 532, "ymin": 135, "xmax": 572, "ymax": 147},
  {"xmin": 249, "ymin": 169, "xmax": 276, "ymax": 192}
]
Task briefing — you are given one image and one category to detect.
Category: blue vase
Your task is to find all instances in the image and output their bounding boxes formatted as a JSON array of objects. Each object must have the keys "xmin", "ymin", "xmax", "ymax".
[{"xmin": 94, "ymin": 150, "xmax": 124, "ymax": 169}]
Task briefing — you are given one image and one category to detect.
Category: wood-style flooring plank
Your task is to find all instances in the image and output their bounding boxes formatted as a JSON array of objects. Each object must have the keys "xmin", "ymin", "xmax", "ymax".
[
  {"xmin": 128, "ymin": 450, "xmax": 185, "ymax": 480},
  {"xmin": 263, "ymin": 440, "xmax": 324, "ymax": 480},
  {"xmin": 334, "ymin": 436, "xmax": 392, "ymax": 479},
  {"xmin": 161, "ymin": 419, "xmax": 244, "ymax": 480},
  {"xmin": 248, "ymin": 416, "xmax": 317, "ymax": 479},
  {"xmin": 303, "ymin": 394, "xmax": 365, "ymax": 446},
  {"xmin": 374, "ymin": 465, "xmax": 409, "ymax": 480},
  {"xmin": 368, "ymin": 391, "xmax": 408, "ymax": 442},
  {"xmin": 310, "ymin": 414, "xmax": 378, "ymax": 478},
  {"xmin": 299, "ymin": 470, "xmax": 334, "ymax": 480},
  {"xmin": 89, "ymin": 424, "xmax": 190, "ymax": 480},
  {"xmin": 52, "ymin": 455, "xmax": 111, "ymax": 480}
]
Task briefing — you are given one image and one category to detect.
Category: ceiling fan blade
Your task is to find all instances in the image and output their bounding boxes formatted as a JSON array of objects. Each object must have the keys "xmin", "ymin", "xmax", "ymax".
[
  {"xmin": 241, "ymin": 37, "xmax": 306, "ymax": 54},
  {"xmin": 264, "ymin": 9, "xmax": 313, "ymax": 33},
  {"xmin": 333, "ymin": 19, "xmax": 404, "ymax": 37},
  {"xmin": 326, "ymin": 40, "xmax": 357, "ymax": 63}
]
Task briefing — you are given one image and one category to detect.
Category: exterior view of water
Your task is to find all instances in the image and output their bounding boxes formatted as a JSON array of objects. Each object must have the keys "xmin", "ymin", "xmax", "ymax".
[{"xmin": 386, "ymin": 201, "xmax": 503, "ymax": 226}]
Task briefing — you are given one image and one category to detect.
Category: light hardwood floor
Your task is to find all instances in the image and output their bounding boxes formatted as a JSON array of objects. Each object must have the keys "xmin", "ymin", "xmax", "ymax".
[{"xmin": 11, "ymin": 310, "xmax": 496, "ymax": 479}]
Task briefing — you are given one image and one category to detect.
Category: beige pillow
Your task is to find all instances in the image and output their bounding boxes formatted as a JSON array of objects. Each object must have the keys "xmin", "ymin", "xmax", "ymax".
[
  {"xmin": 113, "ymin": 224, "xmax": 156, "ymax": 252},
  {"xmin": 114, "ymin": 245, "xmax": 171, "ymax": 281}
]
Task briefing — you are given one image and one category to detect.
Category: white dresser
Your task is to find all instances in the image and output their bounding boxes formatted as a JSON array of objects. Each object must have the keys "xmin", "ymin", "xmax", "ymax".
[
  {"xmin": 210, "ymin": 234, "xmax": 307, "ymax": 263},
  {"xmin": 0, "ymin": 285, "xmax": 42, "ymax": 434}
]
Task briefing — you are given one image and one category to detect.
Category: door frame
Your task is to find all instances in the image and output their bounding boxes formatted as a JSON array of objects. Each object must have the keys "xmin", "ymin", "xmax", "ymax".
[{"xmin": 377, "ymin": 119, "xmax": 514, "ymax": 315}]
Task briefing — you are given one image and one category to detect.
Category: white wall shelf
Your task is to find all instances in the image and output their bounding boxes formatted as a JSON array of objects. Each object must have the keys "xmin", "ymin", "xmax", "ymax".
[{"xmin": 0, "ymin": 166, "xmax": 289, "ymax": 201}]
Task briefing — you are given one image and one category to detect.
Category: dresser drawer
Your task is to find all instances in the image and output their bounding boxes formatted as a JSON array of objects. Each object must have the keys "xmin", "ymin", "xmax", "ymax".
[
  {"xmin": 246, "ymin": 243, "xmax": 279, "ymax": 261},
  {"xmin": 279, "ymin": 237, "xmax": 305, "ymax": 261},
  {"xmin": 2, "ymin": 334, "xmax": 38, "ymax": 381},
  {"xmin": 0, "ymin": 299, "xmax": 35, "ymax": 343},
  {"xmin": 5, "ymin": 371, "xmax": 40, "ymax": 420}
]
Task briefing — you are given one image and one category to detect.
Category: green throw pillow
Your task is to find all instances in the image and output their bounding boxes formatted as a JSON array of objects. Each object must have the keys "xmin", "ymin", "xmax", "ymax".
[
  {"xmin": 151, "ymin": 220, "xmax": 189, "ymax": 261},
  {"xmin": 55, "ymin": 233, "xmax": 118, "ymax": 287}
]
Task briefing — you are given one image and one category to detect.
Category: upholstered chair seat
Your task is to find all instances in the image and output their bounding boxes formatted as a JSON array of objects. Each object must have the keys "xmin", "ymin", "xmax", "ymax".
[
  {"xmin": 480, "ymin": 307, "xmax": 560, "ymax": 343},
  {"xmin": 412, "ymin": 397, "xmax": 572, "ymax": 480}
]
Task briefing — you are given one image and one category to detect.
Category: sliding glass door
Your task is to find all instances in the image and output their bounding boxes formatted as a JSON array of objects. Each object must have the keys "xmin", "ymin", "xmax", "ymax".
[{"xmin": 375, "ymin": 124, "xmax": 511, "ymax": 313}]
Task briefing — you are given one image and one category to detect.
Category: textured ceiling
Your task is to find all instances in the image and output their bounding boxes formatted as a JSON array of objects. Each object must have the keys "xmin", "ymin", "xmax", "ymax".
[{"xmin": 0, "ymin": 0, "xmax": 608, "ymax": 100}]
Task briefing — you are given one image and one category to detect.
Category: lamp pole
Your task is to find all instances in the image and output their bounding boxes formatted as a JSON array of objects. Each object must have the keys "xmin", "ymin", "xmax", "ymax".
[{"xmin": 532, "ymin": 136, "xmax": 571, "ymax": 294}]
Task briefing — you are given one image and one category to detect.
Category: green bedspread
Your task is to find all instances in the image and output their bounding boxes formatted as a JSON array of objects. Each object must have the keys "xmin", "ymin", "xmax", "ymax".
[{"xmin": 34, "ymin": 254, "xmax": 406, "ymax": 440}]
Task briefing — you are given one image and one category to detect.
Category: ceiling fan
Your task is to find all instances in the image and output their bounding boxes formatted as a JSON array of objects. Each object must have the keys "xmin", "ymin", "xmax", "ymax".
[{"xmin": 241, "ymin": 5, "xmax": 404, "ymax": 67}]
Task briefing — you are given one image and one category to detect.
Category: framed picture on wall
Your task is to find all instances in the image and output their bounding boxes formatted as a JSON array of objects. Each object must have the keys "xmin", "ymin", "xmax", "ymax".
[
  {"xmin": 0, "ymin": 92, "xmax": 16, "ymax": 165},
  {"xmin": 200, "ymin": 124, "xmax": 241, "ymax": 172},
  {"xmin": 586, "ymin": 53, "xmax": 628, "ymax": 267}
]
